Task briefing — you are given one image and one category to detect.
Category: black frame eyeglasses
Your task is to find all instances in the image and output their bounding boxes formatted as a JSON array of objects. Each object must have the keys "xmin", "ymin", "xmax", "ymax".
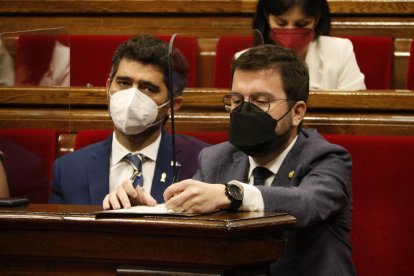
[{"xmin": 223, "ymin": 92, "xmax": 295, "ymax": 112}]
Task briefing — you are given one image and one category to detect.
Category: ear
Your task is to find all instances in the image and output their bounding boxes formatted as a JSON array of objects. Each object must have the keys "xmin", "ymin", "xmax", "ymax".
[
  {"xmin": 292, "ymin": 101, "xmax": 306, "ymax": 127},
  {"xmin": 167, "ymin": 96, "xmax": 184, "ymax": 116}
]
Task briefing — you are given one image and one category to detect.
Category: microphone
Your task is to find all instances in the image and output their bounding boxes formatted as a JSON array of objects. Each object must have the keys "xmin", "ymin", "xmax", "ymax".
[{"xmin": 168, "ymin": 33, "xmax": 179, "ymax": 184}]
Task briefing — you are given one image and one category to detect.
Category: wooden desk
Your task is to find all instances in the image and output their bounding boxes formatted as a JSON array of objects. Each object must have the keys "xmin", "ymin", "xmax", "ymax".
[{"xmin": 0, "ymin": 204, "xmax": 296, "ymax": 275}]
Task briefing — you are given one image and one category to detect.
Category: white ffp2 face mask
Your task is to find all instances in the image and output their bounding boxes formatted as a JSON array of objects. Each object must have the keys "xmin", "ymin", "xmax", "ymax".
[{"xmin": 109, "ymin": 87, "xmax": 169, "ymax": 135}]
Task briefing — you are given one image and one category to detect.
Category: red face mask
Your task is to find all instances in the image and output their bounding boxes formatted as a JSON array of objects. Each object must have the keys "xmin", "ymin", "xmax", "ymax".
[{"xmin": 269, "ymin": 28, "xmax": 315, "ymax": 55}]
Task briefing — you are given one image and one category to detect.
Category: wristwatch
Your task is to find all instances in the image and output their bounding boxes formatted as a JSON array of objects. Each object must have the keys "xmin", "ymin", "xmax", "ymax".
[{"xmin": 224, "ymin": 183, "xmax": 243, "ymax": 211}]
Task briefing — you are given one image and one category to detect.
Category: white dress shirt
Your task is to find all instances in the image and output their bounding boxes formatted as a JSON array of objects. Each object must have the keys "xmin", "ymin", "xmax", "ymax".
[
  {"xmin": 109, "ymin": 132, "xmax": 162, "ymax": 193},
  {"xmin": 306, "ymin": 36, "xmax": 366, "ymax": 91},
  {"xmin": 236, "ymin": 36, "xmax": 366, "ymax": 91},
  {"xmin": 229, "ymin": 135, "xmax": 298, "ymax": 211}
]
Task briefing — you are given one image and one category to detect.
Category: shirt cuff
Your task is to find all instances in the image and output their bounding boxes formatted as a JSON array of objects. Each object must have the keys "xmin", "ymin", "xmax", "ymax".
[{"xmin": 227, "ymin": 180, "xmax": 264, "ymax": 211}]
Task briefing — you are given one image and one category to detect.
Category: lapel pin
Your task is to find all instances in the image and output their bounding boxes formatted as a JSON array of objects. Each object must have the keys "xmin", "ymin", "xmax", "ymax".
[
  {"xmin": 170, "ymin": 161, "xmax": 182, "ymax": 167},
  {"xmin": 288, "ymin": 170, "xmax": 294, "ymax": 179},
  {"xmin": 160, "ymin": 172, "xmax": 167, "ymax": 183}
]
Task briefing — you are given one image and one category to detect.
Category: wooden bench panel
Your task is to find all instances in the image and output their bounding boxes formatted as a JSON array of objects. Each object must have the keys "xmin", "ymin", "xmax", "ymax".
[{"xmin": 1, "ymin": 87, "xmax": 413, "ymax": 136}]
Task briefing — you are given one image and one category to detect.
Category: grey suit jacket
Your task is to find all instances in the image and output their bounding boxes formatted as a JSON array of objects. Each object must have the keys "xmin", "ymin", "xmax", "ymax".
[{"xmin": 193, "ymin": 128, "xmax": 355, "ymax": 276}]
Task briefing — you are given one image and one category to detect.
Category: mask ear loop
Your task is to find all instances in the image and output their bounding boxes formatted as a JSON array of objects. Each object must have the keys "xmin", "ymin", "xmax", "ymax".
[{"xmin": 106, "ymin": 87, "xmax": 113, "ymax": 118}]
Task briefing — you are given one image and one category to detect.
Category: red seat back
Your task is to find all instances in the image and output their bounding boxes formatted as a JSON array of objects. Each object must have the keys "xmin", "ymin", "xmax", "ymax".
[
  {"xmin": 406, "ymin": 39, "xmax": 414, "ymax": 89},
  {"xmin": 213, "ymin": 35, "xmax": 255, "ymax": 89},
  {"xmin": 324, "ymin": 134, "xmax": 414, "ymax": 276},
  {"xmin": 343, "ymin": 36, "xmax": 393, "ymax": 89},
  {"xmin": 0, "ymin": 128, "xmax": 57, "ymax": 203},
  {"xmin": 74, "ymin": 129, "xmax": 113, "ymax": 150},
  {"xmin": 74, "ymin": 129, "xmax": 228, "ymax": 151},
  {"xmin": 69, "ymin": 35, "xmax": 197, "ymax": 87},
  {"xmin": 15, "ymin": 34, "xmax": 68, "ymax": 86}
]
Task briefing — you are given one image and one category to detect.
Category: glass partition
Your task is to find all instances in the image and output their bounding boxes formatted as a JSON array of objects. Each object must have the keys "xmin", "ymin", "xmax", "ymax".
[
  {"xmin": 0, "ymin": 28, "xmax": 71, "ymax": 203},
  {"xmin": 0, "ymin": 28, "xmax": 70, "ymax": 87}
]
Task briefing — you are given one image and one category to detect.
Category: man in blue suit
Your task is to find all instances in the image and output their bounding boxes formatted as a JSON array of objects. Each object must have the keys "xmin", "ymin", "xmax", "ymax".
[
  {"xmin": 49, "ymin": 35, "xmax": 208, "ymax": 206},
  {"xmin": 164, "ymin": 44, "xmax": 356, "ymax": 275}
]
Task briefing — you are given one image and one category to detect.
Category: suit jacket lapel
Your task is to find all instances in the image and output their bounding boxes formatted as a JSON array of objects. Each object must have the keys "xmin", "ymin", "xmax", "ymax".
[
  {"xmin": 272, "ymin": 131, "xmax": 306, "ymax": 188},
  {"xmin": 87, "ymin": 135, "xmax": 112, "ymax": 205},
  {"xmin": 151, "ymin": 131, "xmax": 176, "ymax": 203},
  {"xmin": 218, "ymin": 150, "xmax": 249, "ymax": 184}
]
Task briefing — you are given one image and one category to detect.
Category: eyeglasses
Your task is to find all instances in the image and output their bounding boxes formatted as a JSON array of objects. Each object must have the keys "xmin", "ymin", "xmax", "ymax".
[{"xmin": 223, "ymin": 92, "xmax": 295, "ymax": 112}]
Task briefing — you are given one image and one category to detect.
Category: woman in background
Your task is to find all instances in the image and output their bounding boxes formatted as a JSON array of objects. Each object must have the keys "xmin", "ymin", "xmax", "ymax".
[
  {"xmin": 253, "ymin": 0, "xmax": 366, "ymax": 90},
  {"xmin": 0, "ymin": 151, "xmax": 10, "ymax": 197}
]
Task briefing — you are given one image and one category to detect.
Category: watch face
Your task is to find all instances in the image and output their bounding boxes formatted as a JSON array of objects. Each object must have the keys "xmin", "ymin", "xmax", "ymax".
[{"xmin": 229, "ymin": 185, "xmax": 243, "ymax": 201}]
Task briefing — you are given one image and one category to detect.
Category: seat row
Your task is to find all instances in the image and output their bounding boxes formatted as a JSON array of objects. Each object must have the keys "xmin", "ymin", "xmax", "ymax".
[
  {"xmin": 0, "ymin": 127, "xmax": 413, "ymax": 276},
  {"xmin": 11, "ymin": 34, "xmax": 414, "ymax": 89}
]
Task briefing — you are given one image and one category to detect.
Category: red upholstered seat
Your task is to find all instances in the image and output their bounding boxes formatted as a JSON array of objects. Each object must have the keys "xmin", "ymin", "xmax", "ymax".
[
  {"xmin": 213, "ymin": 35, "xmax": 393, "ymax": 90},
  {"xmin": 14, "ymin": 34, "xmax": 69, "ymax": 86},
  {"xmin": 69, "ymin": 35, "xmax": 198, "ymax": 87},
  {"xmin": 175, "ymin": 131, "xmax": 228, "ymax": 145},
  {"xmin": 74, "ymin": 130, "xmax": 228, "ymax": 151},
  {"xmin": 213, "ymin": 35, "xmax": 255, "ymax": 89},
  {"xmin": 406, "ymin": 39, "xmax": 414, "ymax": 89},
  {"xmin": 324, "ymin": 134, "xmax": 414, "ymax": 276},
  {"xmin": 74, "ymin": 129, "xmax": 113, "ymax": 150},
  {"xmin": 0, "ymin": 128, "xmax": 57, "ymax": 203},
  {"xmin": 343, "ymin": 36, "xmax": 393, "ymax": 89}
]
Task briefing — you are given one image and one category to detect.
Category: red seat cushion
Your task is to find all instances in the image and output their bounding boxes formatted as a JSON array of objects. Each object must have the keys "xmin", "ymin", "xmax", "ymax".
[
  {"xmin": 213, "ymin": 35, "xmax": 255, "ymax": 89},
  {"xmin": 175, "ymin": 131, "xmax": 228, "ymax": 145},
  {"xmin": 69, "ymin": 35, "xmax": 197, "ymax": 87},
  {"xmin": 74, "ymin": 129, "xmax": 113, "ymax": 150},
  {"xmin": 343, "ymin": 36, "xmax": 393, "ymax": 89},
  {"xmin": 0, "ymin": 128, "xmax": 57, "ymax": 203},
  {"xmin": 74, "ymin": 129, "xmax": 228, "ymax": 151},
  {"xmin": 324, "ymin": 134, "xmax": 414, "ymax": 276},
  {"xmin": 15, "ymin": 34, "xmax": 61, "ymax": 86}
]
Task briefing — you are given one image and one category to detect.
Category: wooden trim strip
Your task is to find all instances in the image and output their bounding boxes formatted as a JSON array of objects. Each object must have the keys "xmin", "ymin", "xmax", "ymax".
[
  {"xmin": 1, "ymin": 87, "xmax": 413, "ymax": 112},
  {"xmin": 0, "ymin": 0, "xmax": 413, "ymax": 15}
]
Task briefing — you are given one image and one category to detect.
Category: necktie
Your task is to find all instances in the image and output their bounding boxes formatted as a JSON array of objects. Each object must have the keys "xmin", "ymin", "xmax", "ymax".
[
  {"xmin": 123, "ymin": 153, "xmax": 144, "ymax": 188},
  {"xmin": 252, "ymin": 166, "xmax": 273, "ymax": 186}
]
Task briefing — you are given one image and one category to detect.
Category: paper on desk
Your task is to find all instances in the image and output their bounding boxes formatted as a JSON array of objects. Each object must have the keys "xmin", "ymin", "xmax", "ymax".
[{"xmin": 95, "ymin": 203, "xmax": 201, "ymax": 218}]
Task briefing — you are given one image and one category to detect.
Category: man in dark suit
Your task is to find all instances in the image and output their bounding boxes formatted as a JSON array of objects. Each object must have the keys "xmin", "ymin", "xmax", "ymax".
[
  {"xmin": 49, "ymin": 35, "xmax": 208, "ymax": 206},
  {"xmin": 164, "ymin": 44, "xmax": 355, "ymax": 275}
]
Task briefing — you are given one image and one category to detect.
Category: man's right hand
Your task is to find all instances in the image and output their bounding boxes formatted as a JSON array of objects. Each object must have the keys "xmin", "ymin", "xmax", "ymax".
[{"xmin": 102, "ymin": 179, "xmax": 157, "ymax": 210}]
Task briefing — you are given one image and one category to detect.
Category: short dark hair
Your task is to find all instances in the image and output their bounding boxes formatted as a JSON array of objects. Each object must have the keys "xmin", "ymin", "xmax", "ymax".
[
  {"xmin": 109, "ymin": 35, "xmax": 188, "ymax": 97},
  {"xmin": 231, "ymin": 44, "xmax": 309, "ymax": 103},
  {"xmin": 253, "ymin": 0, "xmax": 331, "ymax": 44}
]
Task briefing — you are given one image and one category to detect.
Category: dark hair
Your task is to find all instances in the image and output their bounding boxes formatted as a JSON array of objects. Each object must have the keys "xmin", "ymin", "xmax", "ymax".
[
  {"xmin": 109, "ymin": 35, "xmax": 188, "ymax": 97},
  {"xmin": 253, "ymin": 0, "xmax": 331, "ymax": 44},
  {"xmin": 231, "ymin": 44, "xmax": 309, "ymax": 103}
]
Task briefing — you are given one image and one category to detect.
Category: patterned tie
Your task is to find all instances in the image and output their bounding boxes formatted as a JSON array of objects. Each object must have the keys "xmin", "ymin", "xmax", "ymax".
[
  {"xmin": 252, "ymin": 166, "xmax": 273, "ymax": 186},
  {"xmin": 123, "ymin": 153, "xmax": 144, "ymax": 188}
]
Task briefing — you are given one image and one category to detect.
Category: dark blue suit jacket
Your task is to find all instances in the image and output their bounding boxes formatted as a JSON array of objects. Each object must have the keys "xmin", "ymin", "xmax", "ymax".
[{"xmin": 49, "ymin": 131, "xmax": 209, "ymax": 205}]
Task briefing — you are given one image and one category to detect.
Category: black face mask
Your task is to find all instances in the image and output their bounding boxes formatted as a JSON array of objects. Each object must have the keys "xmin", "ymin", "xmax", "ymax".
[{"xmin": 229, "ymin": 102, "xmax": 293, "ymax": 157}]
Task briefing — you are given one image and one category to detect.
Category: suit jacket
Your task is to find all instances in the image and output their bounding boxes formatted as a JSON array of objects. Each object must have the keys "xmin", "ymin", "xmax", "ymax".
[
  {"xmin": 193, "ymin": 128, "xmax": 355, "ymax": 276},
  {"xmin": 306, "ymin": 36, "xmax": 366, "ymax": 91},
  {"xmin": 49, "ymin": 131, "xmax": 209, "ymax": 205}
]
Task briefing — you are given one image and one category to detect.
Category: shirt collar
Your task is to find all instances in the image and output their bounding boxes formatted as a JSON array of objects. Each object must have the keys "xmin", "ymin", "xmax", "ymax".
[
  {"xmin": 248, "ymin": 135, "xmax": 298, "ymax": 179},
  {"xmin": 111, "ymin": 132, "xmax": 162, "ymax": 166}
]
